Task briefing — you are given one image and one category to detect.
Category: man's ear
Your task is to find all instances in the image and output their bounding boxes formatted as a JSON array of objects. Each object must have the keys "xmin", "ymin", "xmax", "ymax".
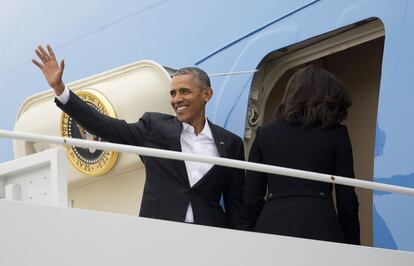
[{"xmin": 204, "ymin": 87, "xmax": 213, "ymax": 103}]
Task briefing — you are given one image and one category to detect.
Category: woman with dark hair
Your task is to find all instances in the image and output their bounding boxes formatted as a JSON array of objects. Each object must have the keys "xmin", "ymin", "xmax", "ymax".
[{"xmin": 244, "ymin": 65, "xmax": 360, "ymax": 244}]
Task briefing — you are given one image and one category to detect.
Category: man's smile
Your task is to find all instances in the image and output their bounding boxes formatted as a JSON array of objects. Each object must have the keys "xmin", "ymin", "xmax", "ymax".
[{"xmin": 175, "ymin": 105, "xmax": 189, "ymax": 113}]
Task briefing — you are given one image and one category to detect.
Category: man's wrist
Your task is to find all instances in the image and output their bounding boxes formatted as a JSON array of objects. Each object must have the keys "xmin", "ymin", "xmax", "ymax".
[{"xmin": 53, "ymin": 82, "xmax": 66, "ymax": 96}]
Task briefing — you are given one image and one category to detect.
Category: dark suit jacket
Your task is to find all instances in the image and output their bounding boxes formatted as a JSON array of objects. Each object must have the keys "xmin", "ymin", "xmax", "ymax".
[
  {"xmin": 244, "ymin": 118, "xmax": 360, "ymax": 244},
  {"xmin": 56, "ymin": 91, "xmax": 250, "ymax": 230}
]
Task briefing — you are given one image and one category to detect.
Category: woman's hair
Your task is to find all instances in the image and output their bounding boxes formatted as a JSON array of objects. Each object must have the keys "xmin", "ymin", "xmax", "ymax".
[{"xmin": 276, "ymin": 65, "xmax": 352, "ymax": 128}]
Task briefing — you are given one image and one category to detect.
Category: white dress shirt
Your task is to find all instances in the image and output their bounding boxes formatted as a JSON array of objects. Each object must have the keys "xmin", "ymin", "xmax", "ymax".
[
  {"xmin": 56, "ymin": 87, "xmax": 219, "ymax": 223},
  {"xmin": 181, "ymin": 122, "xmax": 219, "ymax": 223},
  {"xmin": 56, "ymin": 86, "xmax": 70, "ymax": 104}
]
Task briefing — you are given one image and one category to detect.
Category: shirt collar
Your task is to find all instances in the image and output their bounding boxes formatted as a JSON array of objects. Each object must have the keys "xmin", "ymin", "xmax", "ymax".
[{"xmin": 182, "ymin": 119, "xmax": 214, "ymax": 140}]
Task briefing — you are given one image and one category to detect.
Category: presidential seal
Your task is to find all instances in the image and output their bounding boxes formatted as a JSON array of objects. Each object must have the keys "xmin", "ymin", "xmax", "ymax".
[{"xmin": 60, "ymin": 89, "xmax": 119, "ymax": 176}]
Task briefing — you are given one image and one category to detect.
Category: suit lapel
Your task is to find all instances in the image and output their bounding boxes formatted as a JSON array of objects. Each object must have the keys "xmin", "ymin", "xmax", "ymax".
[
  {"xmin": 164, "ymin": 119, "xmax": 227, "ymax": 188},
  {"xmin": 208, "ymin": 120, "xmax": 227, "ymax": 158},
  {"xmin": 165, "ymin": 118, "xmax": 190, "ymax": 186},
  {"xmin": 192, "ymin": 120, "xmax": 227, "ymax": 188}
]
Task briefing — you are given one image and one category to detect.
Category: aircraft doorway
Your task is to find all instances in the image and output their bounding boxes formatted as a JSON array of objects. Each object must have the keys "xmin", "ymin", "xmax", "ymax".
[{"xmin": 245, "ymin": 19, "xmax": 384, "ymax": 246}]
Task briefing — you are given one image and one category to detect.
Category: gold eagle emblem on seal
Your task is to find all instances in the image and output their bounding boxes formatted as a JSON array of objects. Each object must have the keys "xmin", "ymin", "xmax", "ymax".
[{"xmin": 60, "ymin": 89, "xmax": 119, "ymax": 176}]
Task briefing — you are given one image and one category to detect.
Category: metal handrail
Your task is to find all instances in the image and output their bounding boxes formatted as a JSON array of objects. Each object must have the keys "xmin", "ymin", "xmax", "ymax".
[{"xmin": 1, "ymin": 128, "xmax": 413, "ymax": 196}]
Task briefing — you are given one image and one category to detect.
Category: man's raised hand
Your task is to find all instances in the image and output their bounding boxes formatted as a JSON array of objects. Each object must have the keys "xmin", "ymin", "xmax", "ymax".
[{"xmin": 32, "ymin": 45, "xmax": 65, "ymax": 95}]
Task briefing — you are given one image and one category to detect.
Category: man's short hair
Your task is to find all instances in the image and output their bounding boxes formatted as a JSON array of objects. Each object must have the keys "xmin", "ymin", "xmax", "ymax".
[{"xmin": 173, "ymin": 67, "xmax": 211, "ymax": 89}]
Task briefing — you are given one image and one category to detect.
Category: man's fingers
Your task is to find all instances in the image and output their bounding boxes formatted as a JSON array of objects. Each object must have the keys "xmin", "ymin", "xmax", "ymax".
[
  {"xmin": 32, "ymin": 59, "xmax": 43, "ymax": 70},
  {"xmin": 38, "ymin": 45, "xmax": 50, "ymax": 61},
  {"xmin": 35, "ymin": 49, "xmax": 47, "ymax": 64},
  {"xmin": 47, "ymin": 45, "xmax": 57, "ymax": 62}
]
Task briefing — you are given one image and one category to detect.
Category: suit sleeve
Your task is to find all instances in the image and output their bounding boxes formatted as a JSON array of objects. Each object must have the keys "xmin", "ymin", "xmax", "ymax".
[
  {"xmin": 56, "ymin": 90, "xmax": 149, "ymax": 146},
  {"xmin": 223, "ymin": 137, "xmax": 251, "ymax": 230},
  {"xmin": 334, "ymin": 126, "xmax": 361, "ymax": 245},
  {"xmin": 243, "ymin": 127, "xmax": 267, "ymax": 227}
]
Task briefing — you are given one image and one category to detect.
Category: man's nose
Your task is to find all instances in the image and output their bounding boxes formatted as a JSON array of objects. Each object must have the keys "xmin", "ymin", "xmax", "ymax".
[{"xmin": 172, "ymin": 95, "xmax": 183, "ymax": 104}]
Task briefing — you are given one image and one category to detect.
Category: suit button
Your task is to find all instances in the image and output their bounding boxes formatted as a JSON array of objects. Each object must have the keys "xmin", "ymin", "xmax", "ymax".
[
  {"xmin": 320, "ymin": 192, "xmax": 325, "ymax": 196},
  {"xmin": 268, "ymin": 193, "xmax": 273, "ymax": 198}
]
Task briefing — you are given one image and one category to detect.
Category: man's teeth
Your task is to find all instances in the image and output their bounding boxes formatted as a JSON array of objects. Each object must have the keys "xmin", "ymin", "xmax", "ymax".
[{"xmin": 177, "ymin": 106, "xmax": 187, "ymax": 111}]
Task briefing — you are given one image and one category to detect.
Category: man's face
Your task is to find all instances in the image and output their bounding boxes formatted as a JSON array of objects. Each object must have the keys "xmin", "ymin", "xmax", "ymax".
[{"xmin": 169, "ymin": 74, "xmax": 212, "ymax": 125}]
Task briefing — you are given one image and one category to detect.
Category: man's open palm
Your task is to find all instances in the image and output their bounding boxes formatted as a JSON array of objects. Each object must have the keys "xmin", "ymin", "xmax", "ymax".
[{"xmin": 32, "ymin": 45, "xmax": 65, "ymax": 95}]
